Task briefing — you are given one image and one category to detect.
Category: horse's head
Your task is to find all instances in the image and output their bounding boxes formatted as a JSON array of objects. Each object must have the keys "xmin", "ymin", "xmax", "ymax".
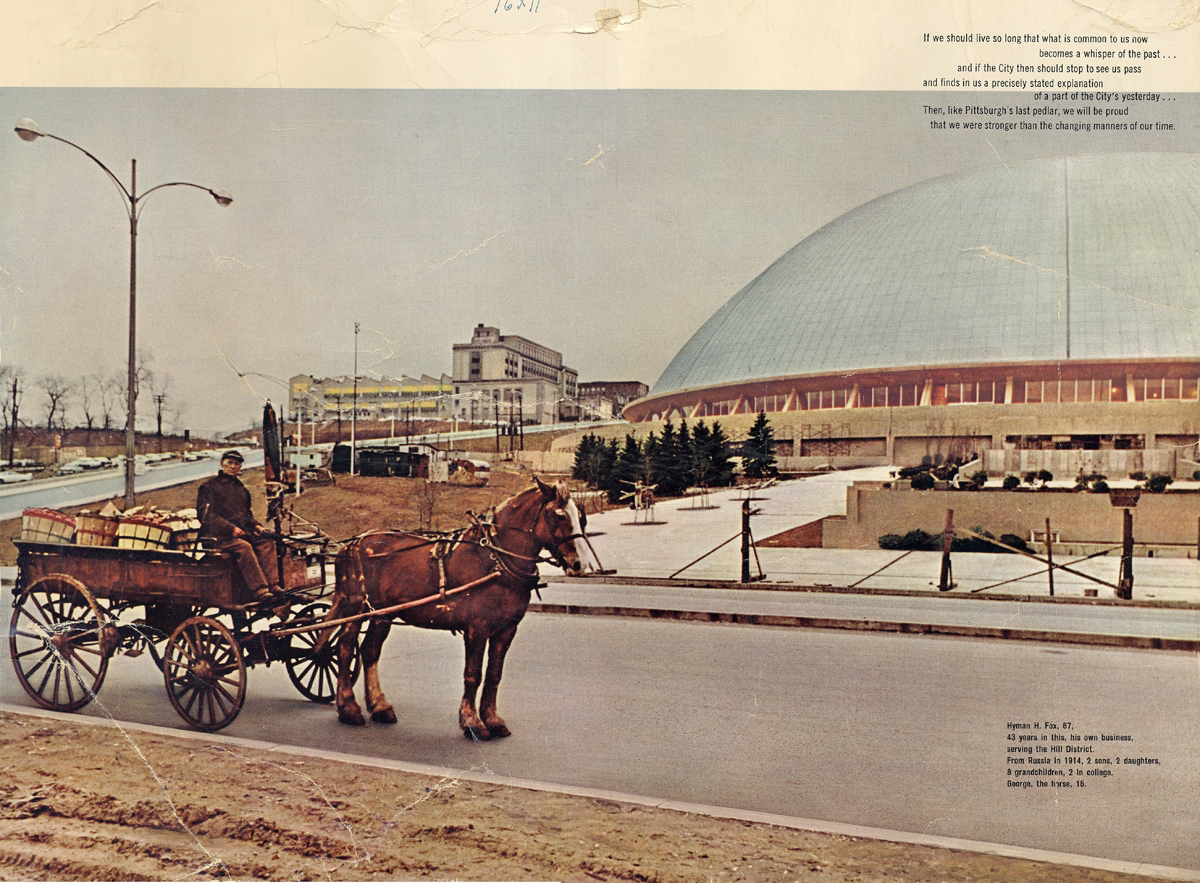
[{"xmin": 520, "ymin": 477, "xmax": 596, "ymax": 575}]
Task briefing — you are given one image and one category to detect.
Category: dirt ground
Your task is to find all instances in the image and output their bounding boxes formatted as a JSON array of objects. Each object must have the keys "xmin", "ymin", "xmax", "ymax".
[
  {"xmin": 0, "ymin": 710, "xmax": 1168, "ymax": 883},
  {"xmin": 0, "ymin": 469, "xmax": 1176, "ymax": 881}
]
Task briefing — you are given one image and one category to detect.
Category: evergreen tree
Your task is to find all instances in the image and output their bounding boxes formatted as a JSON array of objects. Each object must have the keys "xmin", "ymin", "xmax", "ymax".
[
  {"xmin": 598, "ymin": 437, "xmax": 621, "ymax": 501},
  {"xmin": 676, "ymin": 420, "xmax": 693, "ymax": 491},
  {"xmin": 706, "ymin": 421, "xmax": 737, "ymax": 486},
  {"xmin": 610, "ymin": 434, "xmax": 643, "ymax": 503},
  {"xmin": 572, "ymin": 433, "xmax": 614, "ymax": 489},
  {"xmin": 572, "ymin": 433, "xmax": 597, "ymax": 482},
  {"xmin": 691, "ymin": 420, "xmax": 713, "ymax": 486},
  {"xmin": 742, "ymin": 411, "xmax": 778, "ymax": 479},
  {"xmin": 650, "ymin": 419, "xmax": 687, "ymax": 496},
  {"xmin": 640, "ymin": 431, "xmax": 660, "ymax": 487}
]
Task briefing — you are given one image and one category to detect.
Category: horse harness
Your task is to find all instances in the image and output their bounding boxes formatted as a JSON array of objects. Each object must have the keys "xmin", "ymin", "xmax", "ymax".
[{"xmin": 342, "ymin": 505, "xmax": 584, "ymax": 612}]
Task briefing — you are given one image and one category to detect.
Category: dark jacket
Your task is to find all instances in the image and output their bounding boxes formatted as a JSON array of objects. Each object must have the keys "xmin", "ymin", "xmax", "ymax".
[{"xmin": 197, "ymin": 471, "xmax": 260, "ymax": 539}]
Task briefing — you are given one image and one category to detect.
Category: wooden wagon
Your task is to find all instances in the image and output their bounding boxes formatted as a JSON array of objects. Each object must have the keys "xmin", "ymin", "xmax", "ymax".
[{"xmin": 10, "ymin": 534, "xmax": 352, "ymax": 731}]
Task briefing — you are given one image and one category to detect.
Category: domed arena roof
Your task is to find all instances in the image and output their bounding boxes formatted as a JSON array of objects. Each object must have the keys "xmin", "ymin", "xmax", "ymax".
[{"xmin": 651, "ymin": 153, "xmax": 1200, "ymax": 397}]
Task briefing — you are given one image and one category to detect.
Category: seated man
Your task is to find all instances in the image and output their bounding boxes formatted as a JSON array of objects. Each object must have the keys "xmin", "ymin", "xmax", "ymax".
[{"xmin": 197, "ymin": 450, "xmax": 281, "ymax": 603}]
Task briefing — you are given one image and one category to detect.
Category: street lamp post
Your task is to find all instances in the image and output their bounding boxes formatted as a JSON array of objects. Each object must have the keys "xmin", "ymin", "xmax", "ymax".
[{"xmin": 15, "ymin": 119, "xmax": 231, "ymax": 508}]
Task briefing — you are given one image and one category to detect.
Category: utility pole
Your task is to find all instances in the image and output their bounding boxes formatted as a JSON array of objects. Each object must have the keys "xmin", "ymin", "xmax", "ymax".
[
  {"xmin": 154, "ymin": 393, "xmax": 166, "ymax": 452},
  {"xmin": 351, "ymin": 322, "xmax": 359, "ymax": 476}
]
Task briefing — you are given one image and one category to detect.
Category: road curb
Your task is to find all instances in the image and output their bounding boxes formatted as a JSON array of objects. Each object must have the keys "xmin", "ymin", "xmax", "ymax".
[
  {"xmin": 528, "ymin": 602, "xmax": 1200, "ymax": 651},
  {"xmin": 548, "ymin": 574, "xmax": 1200, "ymax": 609},
  {"xmin": 1, "ymin": 703, "xmax": 1196, "ymax": 882}
]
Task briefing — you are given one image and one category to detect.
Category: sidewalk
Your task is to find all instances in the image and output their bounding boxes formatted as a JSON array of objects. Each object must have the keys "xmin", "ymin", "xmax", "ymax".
[
  {"xmin": 560, "ymin": 468, "xmax": 1200, "ymax": 604},
  {"xmin": 528, "ymin": 469, "xmax": 1200, "ymax": 648}
]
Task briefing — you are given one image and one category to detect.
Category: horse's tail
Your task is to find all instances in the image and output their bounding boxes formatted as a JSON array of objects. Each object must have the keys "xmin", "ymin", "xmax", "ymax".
[{"xmin": 311, "ymin": 539, "xmax": 370, "ymax": 654}]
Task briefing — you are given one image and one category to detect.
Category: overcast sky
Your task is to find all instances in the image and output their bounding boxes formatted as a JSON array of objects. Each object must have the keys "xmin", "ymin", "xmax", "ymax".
[{"xmin": 2, "ymin": 89, "xmax": 1195, "ymax": 435}]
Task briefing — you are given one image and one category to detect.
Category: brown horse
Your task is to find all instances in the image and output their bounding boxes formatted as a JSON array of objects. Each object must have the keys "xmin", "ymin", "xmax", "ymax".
[{"xmin": 326, "ymin": 478, "xmax": 592, "ymax": 739}]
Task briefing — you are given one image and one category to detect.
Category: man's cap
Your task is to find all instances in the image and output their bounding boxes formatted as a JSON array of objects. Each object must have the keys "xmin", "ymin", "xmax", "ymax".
[{"xmin": 221, "ymin": 449, "xmax": 245, "ymax": 463}]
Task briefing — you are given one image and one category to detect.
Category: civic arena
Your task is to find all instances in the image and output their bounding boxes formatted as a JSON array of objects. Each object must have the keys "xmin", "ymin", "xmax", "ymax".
[{"xmin": 624, "ymin": 153, "xmax": 1200, "ymax": 477}]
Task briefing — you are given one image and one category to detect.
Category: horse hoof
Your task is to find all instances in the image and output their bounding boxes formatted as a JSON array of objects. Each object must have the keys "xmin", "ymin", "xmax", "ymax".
[
  {"xmin": 371, "ymin": 707, "xmax": 397, "ymax": 725},
  {"xmin": 463, "ymin": 724, "xmax": 492, "ymax": 742}
]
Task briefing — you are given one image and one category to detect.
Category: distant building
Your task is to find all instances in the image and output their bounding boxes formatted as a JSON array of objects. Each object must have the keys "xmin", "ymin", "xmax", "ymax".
[
  {"xmin": 289, "ymin": 373, "xmax": 453, "ymax": 423},
  {"xmin": 451, "ymin": 324, "xmax": 579, "ymax": 424},
  {"xmin": 576, "ymin": 381, "xmax": 650, "ymax": 421}
]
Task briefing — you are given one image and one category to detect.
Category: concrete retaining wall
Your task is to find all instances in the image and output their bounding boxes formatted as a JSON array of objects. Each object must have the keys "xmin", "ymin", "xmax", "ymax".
[
  {"xmin": 823, "ymin": 484, "xmax": 1200, "ymax": 553},
  {"xmin": 983, "ymin": 449, "xmax": 1179, "ymax": 479}
]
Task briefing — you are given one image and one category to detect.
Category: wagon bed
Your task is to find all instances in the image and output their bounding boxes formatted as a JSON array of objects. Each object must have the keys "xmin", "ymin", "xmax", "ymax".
[
  {"xmin": 9, "ymin": 537, "xmax": 349, "ymax": 732},
  {"xmin": 16, "ymin": 539, "xmax": 321, "ymax": 608}
]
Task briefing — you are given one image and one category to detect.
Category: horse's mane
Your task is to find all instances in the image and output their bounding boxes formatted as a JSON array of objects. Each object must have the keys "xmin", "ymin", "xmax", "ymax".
[{"xmin": 495, "ymin": 479, "xmax": 570, "ymax": 520}]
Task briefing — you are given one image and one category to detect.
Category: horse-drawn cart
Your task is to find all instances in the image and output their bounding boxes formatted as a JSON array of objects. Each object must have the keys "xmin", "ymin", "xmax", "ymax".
[
  {"xmin": 10, "ymin": 534, "xmax": 347, "ymax": 732},
  {"xmin": 11, "ymin": 477, "xmax": 601, "ymax": 741}
]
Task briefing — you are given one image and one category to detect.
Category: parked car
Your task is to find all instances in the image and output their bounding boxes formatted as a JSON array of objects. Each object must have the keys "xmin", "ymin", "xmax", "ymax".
[
  {"xmin": 62, "ymin": 456, "xmax": 109, "ymax": 471},
  {"xmin": 109, "ymin": 455, "xmax": 150, "ymax": 475}
]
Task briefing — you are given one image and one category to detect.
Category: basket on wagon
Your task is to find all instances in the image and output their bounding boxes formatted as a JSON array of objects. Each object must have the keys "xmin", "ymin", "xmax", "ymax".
[
  {"xmin": 162, "ymin": 509, "xmax": 202, "ymax": 554},
  {"xmin": 74, "ymin": 513, "xmax": 120, "ymax": 546},
  {"xmin": 116, "ymin": 515, "xmax": 172, "ymax": 550},
  {"xmin": 21, "ymin": 508, "xmax": 76, "ymax": 544}
]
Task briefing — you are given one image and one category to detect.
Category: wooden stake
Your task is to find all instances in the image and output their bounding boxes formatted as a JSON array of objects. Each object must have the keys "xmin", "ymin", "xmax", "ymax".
[
  {"xmin": 939, "ymin": 508, "xmax": 954, "ymax": 591},
  {"xmin": 1045, "ymin": 517, "xmax": 1054, "ymax": 597}
]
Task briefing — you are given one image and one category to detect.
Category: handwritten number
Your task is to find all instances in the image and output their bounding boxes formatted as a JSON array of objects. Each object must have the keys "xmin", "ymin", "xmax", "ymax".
[{"xmin": 496, "ymin": 0, "xmax": 539, "ymax": 12}]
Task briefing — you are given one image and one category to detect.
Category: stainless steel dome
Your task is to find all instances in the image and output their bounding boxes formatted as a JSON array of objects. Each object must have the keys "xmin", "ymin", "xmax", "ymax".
[{"xmin": 651, "ymin": 153, "xmax": 1200, "ymax": 398}]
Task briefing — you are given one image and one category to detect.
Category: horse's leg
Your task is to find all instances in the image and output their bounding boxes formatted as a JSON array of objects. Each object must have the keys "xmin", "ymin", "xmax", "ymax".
[
  {"xmin": 335, "ymin": 620, "xmax": 366, "ymax": 726},
  {"xmin": 478, "ymin": 623, "xmax": 518, "ymax": 738},
  {"xmin": 362, "ymin": 619, "xmax": 397, "ymax": 724},
  {"xmin": 459, "ymin": 626, "xmax": 491, "ymax": 741}
]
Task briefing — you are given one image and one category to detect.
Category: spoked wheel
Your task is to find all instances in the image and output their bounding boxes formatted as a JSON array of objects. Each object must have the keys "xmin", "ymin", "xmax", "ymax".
[
  {"xmin": 285, "ymin": 601, "xmax": 360, "ymax": 703},
  {"xmin": 10, "ymin": 575, "xmax": 111, "ymax": 712},
  {"xmin": 162, "ymin": 616, "xmax": 247, "ymax": 731}
]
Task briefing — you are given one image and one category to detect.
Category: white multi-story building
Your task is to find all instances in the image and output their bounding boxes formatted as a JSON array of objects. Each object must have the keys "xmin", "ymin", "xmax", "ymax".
[{"xmin": 451, "ymin": 325, "xmax": 578, "ymax": 425}]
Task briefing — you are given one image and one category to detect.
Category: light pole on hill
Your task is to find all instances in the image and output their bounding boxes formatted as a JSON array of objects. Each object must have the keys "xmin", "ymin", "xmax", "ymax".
[{"xmin": 15, "ymin": 118, "xmax": 232, "ymax": 508}]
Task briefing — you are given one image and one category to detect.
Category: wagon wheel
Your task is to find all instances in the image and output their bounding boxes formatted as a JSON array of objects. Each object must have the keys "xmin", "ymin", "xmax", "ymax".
[
  {"xmin": 9, "ymin": 575, "xmax": 110, "ymax": 712},
  {"xmin": 162, "ymin": 616, "xmax": 247, "ymax": 731},
  {"xmin": 284, "ymin": 601, "xmax": 360, "ymax": 703}
]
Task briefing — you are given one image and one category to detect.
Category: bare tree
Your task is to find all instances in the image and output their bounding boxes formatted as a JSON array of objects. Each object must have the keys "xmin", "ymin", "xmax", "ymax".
[
  {"xmin": 0, "ymin": 366, "xmax": 23, "ymax": 466},
  {"xmin": 115, "ymin": 352, "xmax": 155, "ymax": 432},
  {"xmin": 39, "ymin": 375, "xmax": 73, "ymax": 434},
  {"xmin": 78, "ymin": 374, "xmax": 100, "ymax": 440},
  {"xmin": 100, "ymin": 371, "xmax": 123, "ymax": 430}
]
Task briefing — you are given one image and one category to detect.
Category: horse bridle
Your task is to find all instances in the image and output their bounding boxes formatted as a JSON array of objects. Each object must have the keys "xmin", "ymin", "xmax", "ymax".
[{"xmin": 472, "ymin": 505, "xmax": 587, "ymax": 577}]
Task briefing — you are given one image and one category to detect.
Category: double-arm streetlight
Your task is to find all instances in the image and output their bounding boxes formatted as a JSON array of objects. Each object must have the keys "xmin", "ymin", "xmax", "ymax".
[{"xmin": 15, "ymin": 119, "xmax": 232, "ymax": 507}]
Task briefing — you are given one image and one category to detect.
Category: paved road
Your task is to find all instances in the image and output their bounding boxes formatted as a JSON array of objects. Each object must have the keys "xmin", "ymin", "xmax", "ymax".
[
  {"xmin": 3, "ymin": 598, "xmax": 1195, "ymax": 870},
  {"xmin": 538, "ymin": 578, "xmax": 1200, "ymax": 643},
  {"xmin": 0, "ymin": 452, "xmax": 264, "ymax": 520}
]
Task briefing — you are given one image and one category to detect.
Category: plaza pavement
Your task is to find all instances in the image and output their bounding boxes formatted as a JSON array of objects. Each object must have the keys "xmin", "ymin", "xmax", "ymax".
[
  {"xmin": 535, "ymin": 468, "xmax": 1200, "ymax": 646},
  {"xmin": 554, "ymin": 466, "xmax": 1199, "ymax": 602}
]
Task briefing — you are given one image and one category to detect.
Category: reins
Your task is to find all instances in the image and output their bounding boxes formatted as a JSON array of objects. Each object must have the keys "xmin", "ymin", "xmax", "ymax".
[{"xmin": 273, "ymin": 570, "xmax": 501, "ymax": 637}]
